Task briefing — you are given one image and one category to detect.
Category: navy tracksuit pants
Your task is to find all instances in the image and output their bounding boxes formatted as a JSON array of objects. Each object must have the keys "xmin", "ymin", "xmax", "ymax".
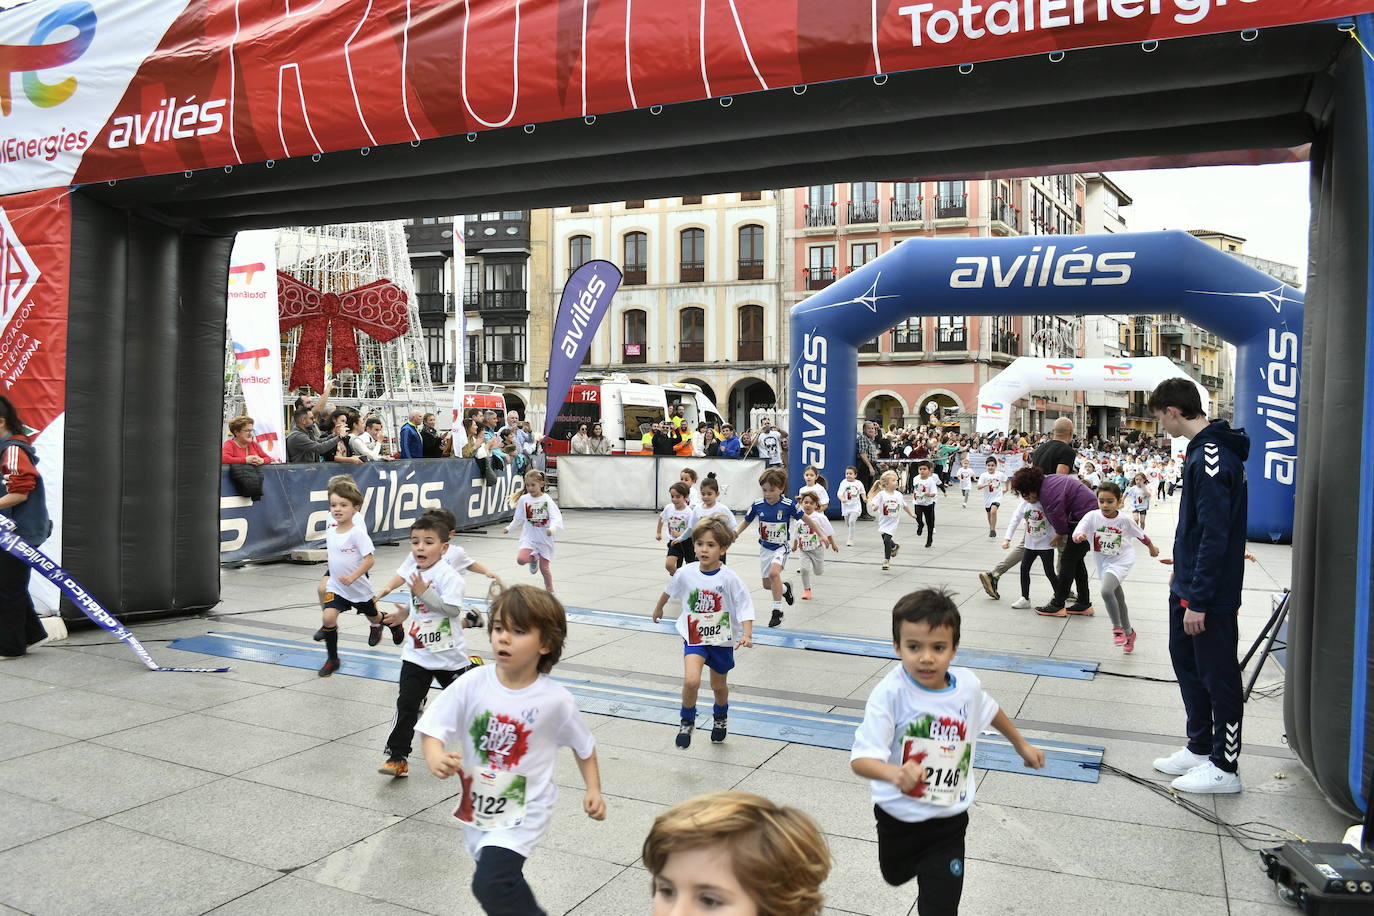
[{"xmin": 1167, "ymin": 592, "xmax": 1243, "ymax": 772}]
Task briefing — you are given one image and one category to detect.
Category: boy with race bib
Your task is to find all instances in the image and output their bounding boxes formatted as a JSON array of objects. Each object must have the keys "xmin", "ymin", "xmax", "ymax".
[
  {"xmin": 313, "ymin": 475, "xmax": 394, "ymax": 678},
  {"xmin": 656, "ymin": 481, "xmax": 696, "ymax": 578},
  {"xmin": 418, "ymin": 586, "xmax": 605, "ymax": 916},
  {"xmin": 375, "ymin": 514, "xmax": 484, "ymax": 778},
  {"xmin": 653, "ymin": 517, "xmax": 755, "ymax": 749},
  {"xmin": 851, "ymin": 589, "xmax": 1043, "ymax": 914},
  {"xmin": 737, "ymin": 467, "xmax": 826, "ymax": 628},
  {"xmin": 836, "ymin": 466, "xmax": 867, "ymax": 547}
]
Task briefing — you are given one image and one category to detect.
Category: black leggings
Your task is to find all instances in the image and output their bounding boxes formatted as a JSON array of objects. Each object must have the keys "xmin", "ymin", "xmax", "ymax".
[
  {"xmin": 913, "ymin": 504, "xmax": 935, "ymax": 546},
  {"xmin": 0, "ymin": 552, "xmax": 44, "ymax": 657},
  {"xmin": 385, "ymin": 660, "xmax": 464, "ymax": 759},
  {"xmin": 881, "ymin": 532, "xmax": 897, "ymax": 559},
  {"xmin": 1019, "ymin": 548, "xmax": 1057, "ymax": 600},
  {"xmin": 875, "ymin": 806, "xmax": 967, "ymax": 915},
  {"xmin": 473, "ymin": 846, "xmax": 545, "ymax": 916}
]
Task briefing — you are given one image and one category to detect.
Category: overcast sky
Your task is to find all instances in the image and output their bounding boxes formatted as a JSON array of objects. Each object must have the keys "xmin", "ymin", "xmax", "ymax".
[{"xmin": 1108, "ymin": 162, "xmax": 1310, "ymax": 282}]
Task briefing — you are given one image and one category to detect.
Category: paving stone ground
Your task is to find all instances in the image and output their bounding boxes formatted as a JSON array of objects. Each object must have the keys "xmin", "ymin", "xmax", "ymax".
[{"xmin": 0, "ymin": 492, "xmax": 1353, "ymax": 915}]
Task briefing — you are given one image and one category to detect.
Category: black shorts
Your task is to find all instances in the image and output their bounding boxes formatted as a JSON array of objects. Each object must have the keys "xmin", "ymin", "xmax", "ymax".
[
  {"xmin": 873, "ymin": 806, "xmax": 968, "ymax": 914},
  {"xmin": 324, "ymin": 594, "xmax": 379, "ymax": 617},
  {"xmin": 666, "ymin": 540, "xmax": 697, "ymax": 563}
]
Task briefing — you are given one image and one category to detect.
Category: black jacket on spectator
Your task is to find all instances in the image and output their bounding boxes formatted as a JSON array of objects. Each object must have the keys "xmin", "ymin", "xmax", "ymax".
[
  {"xmin": 420, "ymin": 426, "xmax": 444, "ymax": 458},
  {"xmin": 651, "ymin": 429, "xmax": 681, "ymax": 456}
]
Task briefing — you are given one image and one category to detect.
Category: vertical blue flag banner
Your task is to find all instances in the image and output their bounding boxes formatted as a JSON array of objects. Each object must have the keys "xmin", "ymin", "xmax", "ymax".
[
  {"xmin": 0, "ymin": 518, "xmax": 230, "ymax": 673},
  {"xmin": 544, "ymin": 260, "xmax": 622, "ymax": 436}
]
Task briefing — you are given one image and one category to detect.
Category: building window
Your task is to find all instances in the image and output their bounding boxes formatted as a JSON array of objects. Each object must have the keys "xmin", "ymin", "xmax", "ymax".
[
  {"xmin": 805, "ymin": 184, "xmax": 836, "ymax": 228},
  {"xmin": 891, "ymin": 317, "xmax": 923, "ymax": 352},
  {"xmin": 937, "ymin": 316, "xmax": 967, "ymax": 351},
  {"xmin": 484, "ymin": 323, "xmax": 526, "ymax": 382},
  {"xmin": 569, "ymin": 235, "xmax": 592, "ymax": 273},
  {"xmin": 851, "ymin": 242, "xmax": 878, "ymax": 271},
  {"xmin": 738, "ymin": 224, "xmax": 765, "ymax": 280},
  {"xmin": 623, "ymin": 231, "xmax": 647, "ymax": 285},
  {"xmin": 484, "ymin": 262, "xmax": 524, "ymax": 291},
  {"xmin": 936, "ymin": 181, "xmax": 966, "ymax": 219},
  {"xmin": 892, "ymin": 181, "xmax": 922, "ymax": 221},
  {"xmin": 570, "ymin": 204, "xmax": 590, "ymax": 213},
  {"xmin": 414, "ymin": 264, "xmax": 446, "ymax": 315},
  {"xmin": 682, "ymin": 195, "xmax": 702, "ymax": 205},
  {"xmin": 465, "ymin": 333, "xmax": 482, "ymax": 382},
  {"xmin": 806, "ymin": 245, "xmax": 835, "ymax": 290},
  {"xmin": 625, "ymin": 200, "xmax": 645, "ymax": 209},
  {"xmin": 738, "ymin": 304, "xmax": 764, "ymax": 361},
  {"xmin": 423, "ymin": 326, "xmax": 449, "ymax": 384},
  {"xmin": 990, "ymin": 315, "xmax": 1020, "ymax": 355},
  {"xmin": 679, "ymin": 228, "xmax": 705, "ymax": 282},
  {"xmin": 849, "ymin": 181, "xmax": 878, "ymax": 223},
  {"xmin": 740, "ymin": 190, "xmax": 762, "ymax": 201},
  {"xmin": 623, "ymin": 309, "xmax": 647, "ymax": 363},
  {"xmin": 679, "ymin": 307, "xmax": 705, "ymax": 362}
]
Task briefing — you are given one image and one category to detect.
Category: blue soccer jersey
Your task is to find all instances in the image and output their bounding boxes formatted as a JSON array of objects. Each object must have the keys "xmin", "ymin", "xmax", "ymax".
[{"xmin": 745, "ymin": 497, "xmax": 805, "ymax": 550}]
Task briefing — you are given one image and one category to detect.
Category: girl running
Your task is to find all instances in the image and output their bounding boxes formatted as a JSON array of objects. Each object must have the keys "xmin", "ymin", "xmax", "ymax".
[
  {"xmin": 504, "ymin": 470, "xmax": 563, "ymax": 593},
  {"xmin": 867, "ymin": 470, "xmax": 919, "ymax": 571},
  {"xmin": 955, "ymin": 457, "xmax": 974, "ymax": 508},
  {"xmin": 657, "ymin": 482, "xmax": 696, "ymax": 578},
  {"xmin": 910, "ymin": 461, "xmax": 939, "ymax": 548},
  {"xmin": 792, "ymin": 491, "xmax": 839, "ymax": 599},
  {"xmin": 798, "ymin": 465, "xmax": 830, "ymax": 513},
  {"xmin": 1002, "ymin": 494, "xmax": 1057, "ymax": 609},
  {"xmin": 835, "ymin": 467, "xmax": 866, "ymax": 547},
  {"xmin": 680, "ymin": 467, "xmax": 702, "ymax": 507},
  {"xmin": 976, "ymin": 457, "xmax": 1006, "ymax": 537},
  {"xmin": 1073, "ymin": 482, "xmax": 1158, "ymax": 653},
  {"xmin": 1126, "ymin": 473, "xmax": 1151, "ymax": 529}
]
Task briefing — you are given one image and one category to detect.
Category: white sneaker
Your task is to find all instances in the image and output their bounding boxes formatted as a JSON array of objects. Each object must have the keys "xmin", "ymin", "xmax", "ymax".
[
  {"xmin": 1171, "ymin": 761, "xmax": 1242, "ymax": 794},
  {"xmin": 1010, "ymin": 597, "xmax": 1031, "ymax": 609},
  {"xmin": 1152, "ymin": 747, "xmax": 1210, "ymax": 776}
]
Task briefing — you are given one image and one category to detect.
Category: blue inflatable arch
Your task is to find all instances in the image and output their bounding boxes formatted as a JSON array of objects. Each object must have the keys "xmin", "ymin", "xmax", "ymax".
[{"xmin": 788, "ymin": 230, "xmax": 1303, "ymax": 543}]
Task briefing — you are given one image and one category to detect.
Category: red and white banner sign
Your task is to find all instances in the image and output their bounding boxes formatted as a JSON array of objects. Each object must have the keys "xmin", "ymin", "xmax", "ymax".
[
  {"xmin": 227, "ymin": 230, "xmax": 284, "ymax": 462},
  {"xmin": 0, "ymin": 188, "xmax": 70, "ymax": 610},
  {"xmin": 0, "ymin": 0, "xmax": 1364, "ymax": 195}
]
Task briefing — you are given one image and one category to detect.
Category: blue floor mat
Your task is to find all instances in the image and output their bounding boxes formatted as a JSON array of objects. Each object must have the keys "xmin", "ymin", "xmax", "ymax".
[{"xmin": 169, "ymin": 631, "xmax": 1103, "ymax": 784}]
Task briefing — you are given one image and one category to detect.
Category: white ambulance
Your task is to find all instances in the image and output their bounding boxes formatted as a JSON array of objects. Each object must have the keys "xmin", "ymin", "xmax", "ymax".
[{"xmin": 545, "ymin": 374, "xmax": 725, "ymax": 456}]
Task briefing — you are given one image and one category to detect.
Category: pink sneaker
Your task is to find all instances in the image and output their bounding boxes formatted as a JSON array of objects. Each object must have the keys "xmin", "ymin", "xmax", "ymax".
[
  {"xmin": 1111, "ymin": 627, "xmax": 1125, "ymax": 646},
  {"xmin": 1122, "ymin": 630, "xmax": 1137, "ymax": 653}
]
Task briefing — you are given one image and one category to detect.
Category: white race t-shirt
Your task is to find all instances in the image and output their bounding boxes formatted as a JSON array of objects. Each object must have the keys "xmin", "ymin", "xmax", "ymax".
[
  {"xmin": 1125, "ymin": 485, "xmax": 1150, "ymax": 512},
  {"xmin": 976, "ymin": 472, "xmax": 1005, "ymax": 507},
  {"xmin": 660, "ymin": 503, "xmax": 695, "ymax": 544},
  {"xmin": 665, "ymin": 562, "xmax": 755, "ymax": 646},
  {"xmin": 911, "ymin": 476, "xmax": 940, "ymax": 507},
  {"xmin": 394, "ymin": 559, "xmax": 470, "ymax": 670},
  {"xmin": 955, "ymin": 467, "xmax": 973, "ymax": 491},
  {"xmin": 851, "ymin": 664, "xmax": 999, "ymax": 823},
  {"xmin": 689, "ymin": 501, "xmax": 735, "ymax": 532},
  {"xmin": 868, "ymin": 490, "xmax": 908, "ymax": 535},
  {"xmin": 1004, "ymin": 500, "xmax": 1054, "ymax": 551},
  {"xmin": 510, "ymin": 493, "xmax": 564, "ymax": 559},
  {"xmin": 795, "ymin": 510, "xmax": 835, "ymax": 552},
  {"xmin": 835, "ymin": 479, "xmax": 866, "ymax": 515},
  {"xmin": 1074, "ymin": 510, "xmax": 1148, "ymax": 574},
  {"xmin": 326, "ymin": 523, "xmax": 375, "ymax": 603},
  {"xmin": 415, "ymin": 665, "xmax": 596, "ymax": 857},
  {"xmin": 798, "ymin": 483, "xmax": 829, "ymax": 510}
]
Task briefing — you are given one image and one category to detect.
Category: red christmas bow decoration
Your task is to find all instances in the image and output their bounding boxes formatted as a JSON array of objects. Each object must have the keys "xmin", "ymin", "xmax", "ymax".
[{"xmin": 277, "ymin": 272, "xmax": 411, "ymax": 393}]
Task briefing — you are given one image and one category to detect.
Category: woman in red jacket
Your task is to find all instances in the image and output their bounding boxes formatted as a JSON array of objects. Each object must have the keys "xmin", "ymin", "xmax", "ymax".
[{"xmin": 222, "ymin": 416, "xmax": 274, "ymax": 465}]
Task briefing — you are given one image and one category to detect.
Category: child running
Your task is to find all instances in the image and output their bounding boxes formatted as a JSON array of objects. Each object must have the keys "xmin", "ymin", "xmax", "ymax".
[
  {"xmin": 1072, "ymin": 482, "xmax": 1158, "ymax": 653},
  {"xmin": 375, "ymin": 514, "xmax": 485, "ymax": 777},
  {"xmin": 373, "ymin": 507, "xmax": 503, "ymax": 631},
  {"xmin": 955, "ymin": 458, "xmax": 973, "ymax": 508},
  {"xmin": 1126, "ymin": 473, "xmax": 1151, "ymax": 529},
  {"xmin": 504, "ymin": 469, "xmax": 563, "ymax": 593},
  {"xmin": 737, "ymin": 468, "xmax": 826, "ymax": 628},
  {"xmin": 657, "ymin": 481, "xmax": 696, "ymax": 578},
  {"xmin": 1001, "ymin": 495, "xmax": 1056, "ymax": 609},
  {"xmin": 976, "ymin": 457, "xmax": 1005, "ymax": 537},
  {"xmin": 910, "ymin": 462, "xmax": 939, "ymax": 549},
  {"xmin": 680, "ymin": 467, "xmax": 702, "ymax": 507},
  {"xmin": 792, "ymin": 492, "xmax": 839, "ymax": 599},
  {"xmin": 653, "ymin": 517, "xmax": 754, "ymax": 748},
  {"xmin": 798, "ymin": 465, "xmax": 830, "ymax": 512},
  {"xmin": 868, "ymin": 470, "xmax": 919, "ymax": 572},
  {"xmin": 836, "ymin": 466, "xmax": 867, "ymax": 547},
  {"xmin": 690, "ymin": 474, "xmax": 735, "ymax": 565},
  {"xmin": 850, "ymin": 589, "xmax": 1044, "ymax": 913},
  {"xmin": 418, "ymin": 586, "xmax": 605, "ymax": 915},
  {"xmin": 644, "ymin": 791, "xmax": 832, "ymax": 915},
  {"xmin": 314, "ymin": 475, "xmax": 395, "ymax": 677}
]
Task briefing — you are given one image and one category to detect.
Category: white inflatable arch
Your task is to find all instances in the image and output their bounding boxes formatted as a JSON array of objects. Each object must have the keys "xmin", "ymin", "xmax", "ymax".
[{"xmin": 974, "ymin": 357, "xmax": 1209, "ymax": 435}]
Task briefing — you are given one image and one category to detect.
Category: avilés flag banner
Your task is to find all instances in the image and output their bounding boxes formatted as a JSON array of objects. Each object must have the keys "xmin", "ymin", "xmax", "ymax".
[
  {"xmin": 544, "ymin": 260, "xmax": 621, "ymax": 437},
  {"xmin": 226, "ymin": 230, "xmax": 285, "ymax": 462}
]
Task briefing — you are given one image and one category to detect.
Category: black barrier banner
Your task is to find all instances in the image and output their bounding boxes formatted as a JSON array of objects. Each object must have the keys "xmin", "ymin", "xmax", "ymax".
[
  {"xmin": 220, "ymin": 458, "xmax": 518, "ymax": 564},
  {"xmin": 0, "ymin": 518, "xmax": 229, "ymax": 673}
]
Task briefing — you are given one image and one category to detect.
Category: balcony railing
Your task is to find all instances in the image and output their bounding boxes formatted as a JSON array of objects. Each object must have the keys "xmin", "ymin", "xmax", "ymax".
[
  {"xmin": 891, "ymin": 328, "xmax": 923, "ymax": 352},
  {"xmin": 428, "ymin": 362, "xmax": 455, "ymax": 384},
  {"xmin": 848, "ymin": 201, "xmax": 879, "ymax": 224},
  {"xmin": 481, "ymin": 290, "xmax": 527, "ymax": 311},
  {"xmin": 622, "ymin": 343, "xmax": 646, "ymax": 364},
  {"xmin": 890, "ymin": 199, "xmax": 922, "ymax": 222},
  {"xmin": 804, "ymin": 204, "xmax": 836, "ymax": 228},
  {"xmin": 936, "ymin": 327, "xmax": 968, "ymax": 351},
  {"xmin": 679, "ymin": 343, "xmax": 704, "ymax": 362},
  {"xmin": 623, "ymin": 267, "xmax": 647, "ymax": 286},
  {"xmin": 935, "ymin": 196, "xmax": 968, "ymax": 219},
  {"xmin": 990, "ymin": 197, "xmax": 1016, "ymax": 229},
  {"xmin": 737, "ymin": 258, "xmax": 764, "ymax": 281},
  {"xmin": 737, "ymin": 338, "xmax": 764, "ymax": 361},
  {"xmin": 805, "ymin": 266, "xmax": 836, "ymax": 290},
  {"xmin": 1128, "ymin": 404, "xmax": 1154, "ymax": 419},
  {"xmin": 858, "ymin": 337, "xmax": 880, "ymax": 354},
  {"xmin": 680, "ymin": 262, "xmax": 704, "ymax": 283},
  {"xmin": 464, "ymin": 364, "xmax": 482, "ymax": 383},
  {"xmin": 487, "ymin": 361, "xmax": 525, "ymax": 382},
  {"xmin": 991, "ymin": 330, "xmax": 1020, "ymax": 355},
  {"xmin": 1201, "ymin": 374, "xmax": 1224, "ymax": 390},
  {"xmin": 416, "ymin": 292, "xmax": 453, "ymax": 314},
  {"xmin": 462, "ymin": 291, "xmax": 480, "ymax": 309}
]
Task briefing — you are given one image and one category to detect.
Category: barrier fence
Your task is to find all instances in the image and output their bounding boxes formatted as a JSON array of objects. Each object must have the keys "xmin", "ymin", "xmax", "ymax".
[{"xmin": 556, "ymin": 455, "xmax": 766, "ymax": 510}]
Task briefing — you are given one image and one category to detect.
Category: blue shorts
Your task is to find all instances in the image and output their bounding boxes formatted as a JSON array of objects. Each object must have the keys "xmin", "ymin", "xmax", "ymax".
[{"xmin": 683, "ymin": 641, "xmax": 735, "ymax": 674}]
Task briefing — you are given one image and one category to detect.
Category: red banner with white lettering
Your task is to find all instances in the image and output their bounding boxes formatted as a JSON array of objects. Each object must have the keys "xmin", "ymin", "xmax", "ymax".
[{"xmin": 0, "ymin": 0, "xmax": 1365, "ymax": 195}]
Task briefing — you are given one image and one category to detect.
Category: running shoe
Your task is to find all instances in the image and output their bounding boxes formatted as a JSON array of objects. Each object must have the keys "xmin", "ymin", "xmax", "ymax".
[
  {"xmin": 367, "ymin": 625, "xmax": 382, "ymax": 647},
  {"xmin": 769, "ymin": 608, "xmax": 785, "ymax": 628},
  {"xmin": 317, "ymin": 657, "xmax": 340, "ymax": 677},
  {"xmin": 711, "ymin": 716, "xmax": 728, "ymax": 743},
  {"xmin": 1122, "ymin": 630, "xmax": 1137, "ymax": 654},
  {"xmin": 782, "ymin": 582, "xmax": 794, "ymax": 606},
  {"xmin": 801, "ymin": 588, "xmax": 812, "ymax": 600},
  {"xmin": 1171, "ymin": 762, "xmax": 1241, "ymax": 794},
  {"xmin": 1011, "ymin": 597, "xmax": 1031, "ymax": 609},
  {"xmin": 378, "ymin": 758, "xmax": 409, "ymax": 778},
  {"xmin": 882, "ymin": 561, "xmax": 891, "ymax": 571},
  {"xmin": 676, "ymin": 721, "xmax": 693, "ymax": 749},
  {"xmin": 988, "ymin": 528, "xmax": 997, "ymax": 537},
  {"xmin": 1111, "ymin": 627, "xmax": 1126, "ymax": 646},
  {"xmin": 528, "ymin": 558, "xmax": 538, "ymax": 574},
  {"xmin": 1066, "ymin": 604, "xmax": 1095, "ymax": 616},
  {"xmin": 890, "ymin": 543, "xmax": 900, "ymax": 558},
  {"xmin": 1034, "ymin": 605, "xmax": 1068, "ymax": 618},
  {"xmin": 978, "ymin": 572, "xmax": 1000, "ymax": 600},
  {"xmin": 1153, "ymin": 747, "xmax": 1209, "ymax": 776},
  {"xmin": 390, "ymin": 624, "xmax": 406, "ymax": 645}
]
